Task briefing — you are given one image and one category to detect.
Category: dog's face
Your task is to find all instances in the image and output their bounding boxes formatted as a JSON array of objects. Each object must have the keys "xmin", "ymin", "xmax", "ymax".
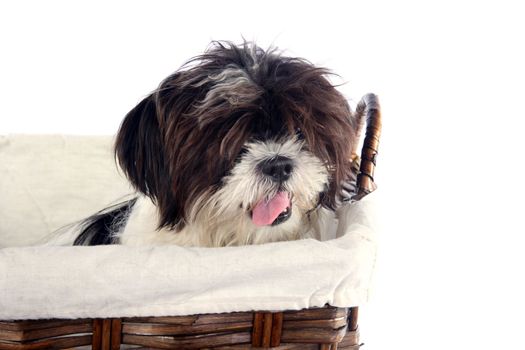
[{"xmin": 116, "ymin": 42, "xmax": 357, "ymax": 244}]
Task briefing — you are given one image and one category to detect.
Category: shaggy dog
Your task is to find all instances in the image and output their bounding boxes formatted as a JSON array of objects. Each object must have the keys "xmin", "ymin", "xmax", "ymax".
[{"xmin": 52, "ymin": 41, "xmax": 365, "ymax": 247}]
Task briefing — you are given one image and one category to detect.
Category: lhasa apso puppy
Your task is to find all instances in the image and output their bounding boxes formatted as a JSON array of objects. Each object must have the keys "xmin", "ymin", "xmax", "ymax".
[{"xmin": 54, "ymin": 41, "xmax": 364, "ymax": 247}]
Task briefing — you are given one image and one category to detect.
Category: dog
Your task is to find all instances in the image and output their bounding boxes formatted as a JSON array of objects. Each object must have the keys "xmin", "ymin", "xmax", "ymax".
[{"xmin": 50, "ymin": 41, "xmax": 364, "ymax": 247}]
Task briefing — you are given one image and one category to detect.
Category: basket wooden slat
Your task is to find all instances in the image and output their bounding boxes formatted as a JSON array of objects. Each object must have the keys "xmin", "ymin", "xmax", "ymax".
[
  {"xmin": 0, "ymin": 306, "xmax": 361, "ymax": 349},
  {"xmin": 121, "ymin": 320, "xmax": 253, "ymax": 336},
  {"xmin": 281, "ymin": 307, "xmax": 346, "ymax": 321},
  {"xmin": 282, "ymin": 317, "xmax": 347, "ymax": 330},
  {"xmin": 0, "ymin": 319, "xmax": 92, "ymax": 343},
  {"xmin": 0, "ymin": 334, "xmax": 92, "ymax": 350},
  {"xmin": 281, "ymin": 327, "xmax": 347, "ymax": 344},
  {"xmin": 122, "ymin": 331, "xmax": 252, "ymax": 349},
  {"xmin": 124, "ymin": 312, "xmax": 254, "ymax": 326},
  {"xmin": 0, "ymin": 319, "xmax": 91, "ymax": 333}
]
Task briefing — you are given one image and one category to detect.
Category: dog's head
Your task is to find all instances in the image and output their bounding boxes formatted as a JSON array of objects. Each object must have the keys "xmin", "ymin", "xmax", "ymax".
[{"xmin": 116, "ymin": 41, "xmax": 358, "ymax": 244}]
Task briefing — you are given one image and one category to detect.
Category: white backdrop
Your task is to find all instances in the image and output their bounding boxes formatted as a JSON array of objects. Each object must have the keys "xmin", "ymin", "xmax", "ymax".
[{"xmin": 1, "ymin": 1, "xmax": 524, "ymax": 349}]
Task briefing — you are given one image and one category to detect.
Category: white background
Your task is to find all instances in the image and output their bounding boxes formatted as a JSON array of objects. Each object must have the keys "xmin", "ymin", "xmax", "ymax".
[{"xmin": 1, "ymin": 1, "xmax": 524, "ymax": 349}]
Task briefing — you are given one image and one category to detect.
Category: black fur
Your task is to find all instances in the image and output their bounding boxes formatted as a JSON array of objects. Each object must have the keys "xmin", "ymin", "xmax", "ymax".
[{"xmin": 73, "ymin": 198, "xmax": 137, "ymax": 246}]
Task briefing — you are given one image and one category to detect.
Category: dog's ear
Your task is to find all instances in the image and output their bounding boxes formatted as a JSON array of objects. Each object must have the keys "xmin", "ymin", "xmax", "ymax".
[{"xmin": 115, "ymin": 94, "xmax": 169, "ymax": 204}]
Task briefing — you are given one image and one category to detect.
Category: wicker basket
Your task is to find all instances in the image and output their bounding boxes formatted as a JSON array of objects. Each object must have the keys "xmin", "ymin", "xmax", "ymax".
[
  {"xmin": 0, "ymin": 94, "xmax": 381, "ymax": 350},
  {"xmin": 0, "ymin": 306, "xmax": 360, "ymax": 350}
]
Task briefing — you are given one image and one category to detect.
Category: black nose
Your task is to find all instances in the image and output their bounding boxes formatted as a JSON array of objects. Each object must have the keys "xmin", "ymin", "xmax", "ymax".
[{"xmin": 260, "ymin": 156, "xmax": 293, "ymax": 182}]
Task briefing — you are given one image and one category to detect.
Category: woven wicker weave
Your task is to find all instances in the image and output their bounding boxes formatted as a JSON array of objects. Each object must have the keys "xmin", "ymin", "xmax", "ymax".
[
  {"xmin": 0, "ymin": 94, "xmax": 380, "ymax": 350},
  {"xmin": 0, "ymin": 306, "xmax": 360, "ymax": 350}
]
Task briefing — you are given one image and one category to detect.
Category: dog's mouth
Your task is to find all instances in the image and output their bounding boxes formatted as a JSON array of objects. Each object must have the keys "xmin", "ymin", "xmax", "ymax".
[{"xmin": 250, "ymin": 191, "xmax": 292, "ymax": 227}]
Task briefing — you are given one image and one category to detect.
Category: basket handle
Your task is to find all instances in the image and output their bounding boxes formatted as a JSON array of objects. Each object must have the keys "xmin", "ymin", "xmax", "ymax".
[{"xmin": 353, "ymin": 93, "xmax": 382, "ymax": 200}]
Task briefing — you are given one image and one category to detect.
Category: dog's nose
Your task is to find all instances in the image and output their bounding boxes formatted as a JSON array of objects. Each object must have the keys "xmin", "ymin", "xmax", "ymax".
[{"xmin": 260, "ymin": 156, "xmax": 293, "ymax": 182}]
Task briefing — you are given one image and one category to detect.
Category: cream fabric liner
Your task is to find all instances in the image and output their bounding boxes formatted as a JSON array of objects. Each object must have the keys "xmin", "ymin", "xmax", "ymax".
[
  {"xmin": 0, "ymin": 135, "xmax": 377, "ymax": 320},
  {"xmin": 0, "ymin": 135, "xmax": 132, "ymax": 247}
]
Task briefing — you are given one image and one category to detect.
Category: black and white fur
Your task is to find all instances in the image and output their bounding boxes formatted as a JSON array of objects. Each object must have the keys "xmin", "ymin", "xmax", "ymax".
[{"xmin": 48, "ymin": 41, "xmax": 361, "ymax": 247}]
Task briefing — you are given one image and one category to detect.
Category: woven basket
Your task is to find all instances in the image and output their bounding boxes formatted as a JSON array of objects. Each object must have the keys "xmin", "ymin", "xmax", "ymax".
[
  {"xmin": 0, "ymin": 94, "xmax": 381, "ymax": 350},
  {"xmin": 0, "ymin": 306, "xmax": 360, "ymax": 350}
]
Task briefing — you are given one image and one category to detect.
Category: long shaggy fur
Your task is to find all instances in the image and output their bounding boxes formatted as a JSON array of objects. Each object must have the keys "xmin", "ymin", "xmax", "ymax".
[
  {"xmin": 56, "ymin": 41, "xmax": 360, "ymax": 247},
  {"xmin": 116, "ymin": 41, "xmax": 356, "ymax": 231}
]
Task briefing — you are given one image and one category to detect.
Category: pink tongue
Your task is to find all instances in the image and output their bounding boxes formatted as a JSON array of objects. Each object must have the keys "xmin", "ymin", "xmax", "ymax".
[{"xmin": 252, "ymin": 192, "xmax": 290, "ymax": 227}]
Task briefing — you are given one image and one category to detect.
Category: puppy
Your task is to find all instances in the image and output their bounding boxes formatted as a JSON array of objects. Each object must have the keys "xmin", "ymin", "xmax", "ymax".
[{"xmin": 54, "ymin": 41, "xmax": 363, "ymax": 247}]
